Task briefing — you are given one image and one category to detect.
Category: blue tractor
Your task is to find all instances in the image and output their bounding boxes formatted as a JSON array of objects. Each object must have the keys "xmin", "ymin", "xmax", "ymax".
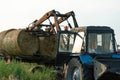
[{"xmin": 56, "ymin": 26, "xmax": 120, "ymax": 80}]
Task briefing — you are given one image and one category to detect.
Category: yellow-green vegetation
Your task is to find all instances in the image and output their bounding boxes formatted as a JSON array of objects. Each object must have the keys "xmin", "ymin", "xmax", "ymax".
[{"xmin": 0, "ymin": 60, "xmax": 56, "ymax": 80}]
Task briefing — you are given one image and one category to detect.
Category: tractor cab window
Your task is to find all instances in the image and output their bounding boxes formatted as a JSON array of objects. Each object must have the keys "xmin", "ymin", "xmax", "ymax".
[
  {"xmin": 59, "ymin": 33, "xmax": 75, "ymax": 52},
  {"xmin": 88, "ymin": 33, "xmax": 114, "ymax": 54},
  {"xmin": 59, "ymin": 32, "xmax": 85, "ymax": 53}
]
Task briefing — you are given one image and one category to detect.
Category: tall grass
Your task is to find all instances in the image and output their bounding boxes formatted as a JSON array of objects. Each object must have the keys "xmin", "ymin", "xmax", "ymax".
[{"xmin": 0, "ymin": 60, "xmax": 56, "ymax": 80}]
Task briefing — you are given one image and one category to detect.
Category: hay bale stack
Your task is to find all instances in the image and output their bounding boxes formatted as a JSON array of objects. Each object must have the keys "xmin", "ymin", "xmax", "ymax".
[
  {"xmin": 0, "ymin": 29, "xmax": 39, "ymax": 56},
  {"xmin": 39, "ymin": 34, "xmax": 57, "ymax": 59}
]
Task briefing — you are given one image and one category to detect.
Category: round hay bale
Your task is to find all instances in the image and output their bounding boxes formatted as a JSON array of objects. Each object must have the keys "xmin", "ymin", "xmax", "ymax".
[
  {"xmin": 1, "ymin": 29, "xmax": 39, "ymax": 56},
  {"xmin": 39, "ymin": 34, "xmax": 57, "ymax": 59},
  {"xmin": 0, "ymin": 29, "xmax": 15, "ymax": 53}
]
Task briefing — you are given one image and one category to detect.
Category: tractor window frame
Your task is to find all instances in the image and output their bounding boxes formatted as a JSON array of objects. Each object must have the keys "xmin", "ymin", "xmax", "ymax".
[
  {"xmin": 58, "ymin": 31, "xmax": 76, "ymax": 53},
  {"xmin": 86, "ymin": 32, "xmax": 116, "ymax": 54}
]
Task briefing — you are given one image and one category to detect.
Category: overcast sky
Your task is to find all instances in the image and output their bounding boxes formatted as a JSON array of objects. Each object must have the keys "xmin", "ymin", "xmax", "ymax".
[{"xmin": 0, "ymin": 0, "xmax": 120, "ymax": 44}]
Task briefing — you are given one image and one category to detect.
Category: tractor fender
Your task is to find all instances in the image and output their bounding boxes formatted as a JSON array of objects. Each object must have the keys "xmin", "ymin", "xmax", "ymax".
[{"xmin": 79, "ymin": 54, "xmax": 94, "ymax": 66}]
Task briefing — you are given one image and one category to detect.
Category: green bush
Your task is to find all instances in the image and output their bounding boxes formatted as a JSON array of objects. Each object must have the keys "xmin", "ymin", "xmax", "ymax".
[{"xmin": 0, "ymin": 60, "xmax": 56, "ymax": 80}]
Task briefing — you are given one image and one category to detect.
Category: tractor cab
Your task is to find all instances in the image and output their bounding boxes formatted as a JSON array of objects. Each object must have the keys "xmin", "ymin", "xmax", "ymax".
[
  {"xmin": 57, "ymin": 26, "xmax": 116, "ymax": 64},
  {"xmin": 58, "ymin": 26, "xmax": 116, "ymax": 55}
]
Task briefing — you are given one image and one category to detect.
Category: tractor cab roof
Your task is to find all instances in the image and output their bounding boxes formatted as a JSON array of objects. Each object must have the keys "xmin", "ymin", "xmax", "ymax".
[
  {"xmin": 87, "ymin": 26, "xmax": 114, "ymax": 33},
  {"xmin": 71, "ymin": 26, "xmax": 114, "ymax": 33}
]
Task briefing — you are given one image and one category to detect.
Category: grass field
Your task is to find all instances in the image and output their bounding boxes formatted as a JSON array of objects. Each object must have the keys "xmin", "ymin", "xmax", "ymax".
[{"xmin": 0, "ymin": 60, "xmax": 56, "ymax": 80}]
